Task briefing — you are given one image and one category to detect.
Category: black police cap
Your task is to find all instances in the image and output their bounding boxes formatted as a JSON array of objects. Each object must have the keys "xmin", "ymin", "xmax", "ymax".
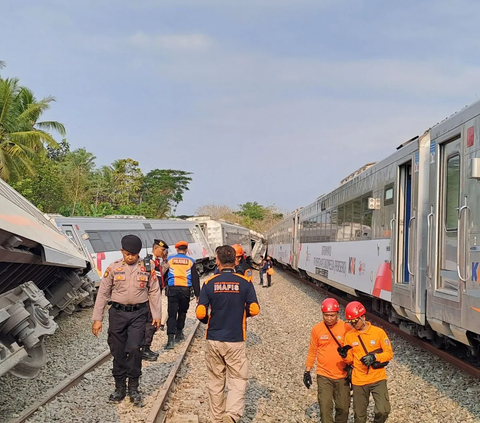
[
  {"xmin": 154, "ymin": 239, "xmax": 169, "ymax": 249},
  {"xmin": 121, "ymin": 234, "xmax": 142, "ymax": 254}
]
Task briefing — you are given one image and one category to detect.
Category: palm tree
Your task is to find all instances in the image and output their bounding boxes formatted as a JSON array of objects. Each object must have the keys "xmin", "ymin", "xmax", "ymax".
[{"xmin": 0, "ymin": 77, "xmax": 66, "ymax": 182}]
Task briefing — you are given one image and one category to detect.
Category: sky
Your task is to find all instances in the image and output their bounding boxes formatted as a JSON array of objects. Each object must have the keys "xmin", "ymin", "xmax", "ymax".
[{"xmin": 2, "ymin": 0, "xmax": 480, "ymax": 216}]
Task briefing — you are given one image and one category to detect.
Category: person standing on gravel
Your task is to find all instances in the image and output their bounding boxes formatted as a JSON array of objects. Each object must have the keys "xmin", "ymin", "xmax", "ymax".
[
  {"xmin": 165, "ymin": 240, "xmax": 200, "ymax": 349},
  {"xmin": 91, "ymin": 234, "xmax": 161, "ymax": 406},
  {"xmin": 142, "ymin": 238, "xmax": 169, "ymax": 361},
  {"xmin": 303, "ymin": 298, "xmax": 351, "ymax": 423},
  {"xmin": 340, "ymin": 301, "xmax": 393, "ymax": 423},
  {"xmin": 196, "ymin": 245, "xmax": 260, "ymax": 423}
]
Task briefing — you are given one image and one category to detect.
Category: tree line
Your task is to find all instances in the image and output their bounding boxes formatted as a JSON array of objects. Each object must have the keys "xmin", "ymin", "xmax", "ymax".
[
  {"xmin": 0, "ymin": 61, "xmax": 283, "ymax": 229},
  {"xmin": 0, "ymin": 62, "xmax": 192, "ymax": 218}
]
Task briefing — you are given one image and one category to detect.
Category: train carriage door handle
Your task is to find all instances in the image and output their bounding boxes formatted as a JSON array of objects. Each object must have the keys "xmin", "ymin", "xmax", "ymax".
[
  {"xmin": 389, "ymin": 214, "xmax": 396, "ymax": 272},
  {"xmin": 457, "ymin": 197, "xmax": 469, "ymax": 283},
  {"xmin": 426, "ymin": 208, "xmax": 434, "ymax": 280},
  {"xmin": 407, "ymin": 213, "xmax": 416, "ymax": 277}
]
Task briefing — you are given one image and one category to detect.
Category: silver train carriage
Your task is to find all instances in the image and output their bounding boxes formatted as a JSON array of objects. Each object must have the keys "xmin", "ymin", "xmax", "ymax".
[
  {"xmin": 0, "ymin": 179, "xmax": 93, "ymax": 378},
  {"xmin": 187, "ymin": 217, "xmax": 254, "ymax": 258},
  {"xmin": 267, "ymin": 100, "xmax": 480, "ymax": 357},
  {"xmin": 49, "ymin": 216, "xmax": 216, "ymax": 287}
]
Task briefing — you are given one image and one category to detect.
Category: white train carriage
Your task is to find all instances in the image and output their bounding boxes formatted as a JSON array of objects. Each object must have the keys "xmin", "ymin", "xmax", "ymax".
[
  {"xmin": 267, "ymin": 100, "xmax": 480, "ymax": 356},
  {"xmin": 0, "ymin": 179, "xmax": 92, "ymax": 378},
  {"xmin": 50, "ymin": 216, "xmax": 216, "ymax": 286},
  {"xmin": 188, "ymin": 217, "xmax": 253, "ymax": 257}
]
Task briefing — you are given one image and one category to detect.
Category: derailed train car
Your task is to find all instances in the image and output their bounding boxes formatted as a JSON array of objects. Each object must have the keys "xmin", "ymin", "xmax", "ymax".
[
  {"xmin": 50, "ymin": 216, "xmax": 216, "ymax": 286},
  {"xmin": 0, "ymin": 179, "xmax": 93, "ymax": 378},
  {"xmin": 267, "ymin": 100, "xmax": 480, "ymax": 358}
]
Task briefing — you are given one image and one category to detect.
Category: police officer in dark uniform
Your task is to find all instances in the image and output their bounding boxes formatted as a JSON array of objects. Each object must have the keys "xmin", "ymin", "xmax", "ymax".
[
  {"xmin": 165, "ymin": 241, "xmax": 200, "ymax": 349},
  {"xmin": 142, "ymin": 239, "xmax": 169, "ymax": 361},
  {"xmin": 92, "ymin": 235, "xmax": 161, "ymax": 406}
]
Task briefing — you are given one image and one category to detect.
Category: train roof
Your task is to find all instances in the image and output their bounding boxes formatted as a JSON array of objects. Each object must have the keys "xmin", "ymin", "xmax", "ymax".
[
  {"xmin": 0, "ymin": 179, "xmax": 88, "ymax": 268},
  {"xmin": 51, "ymin": 216, "xmax": 200, "ymax": 229}
]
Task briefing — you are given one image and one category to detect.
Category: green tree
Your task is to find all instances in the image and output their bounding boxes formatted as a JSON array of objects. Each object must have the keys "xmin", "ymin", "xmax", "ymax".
[
  {"xmin": 61, "ymin": 148, "xmax": 97, "ymax": 215},
  {"xmin": 0, "ymin": 77, "xmax": 65, "ymax": 182},
  {"xmin": 237, "ymin": 202, "xmax": 268, "ymax": 221},
  {"xmin": 112, "ymin": 158, "xmax": 143, "ymax": 207},
  {"xmin": 142, "ymin": 169, "xmax": 193, "ymax": 218}
]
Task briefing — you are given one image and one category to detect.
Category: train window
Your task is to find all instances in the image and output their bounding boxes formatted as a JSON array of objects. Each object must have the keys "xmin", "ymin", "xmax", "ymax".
[
  {"xmin": 99, "ymin": 231, "xmax": 116, "ymax": 251},
  {"xmin": 445, "ymin": 154, "xmax": 460, "ymax": 231},
  {"xmin": 90, "ymin": 239, "xmax": 106, "ymax": 252},
  {"xmin": 353, "ymin": 200, "xmax": 362, "ymax": 239},
  {"xmin": 384, "ymin": 184, "xmax": 394, "ymax": 206},
  {"xmin": 184, "ymin": 229, "xmax": 194, "ymax": 243},
  {"xmin": 344, "ymin": 203, "xmax": 353, "ymax": 241},
  {"xmin": 86, "ymin": 231, "xmax": 101, "ymax": 240}
]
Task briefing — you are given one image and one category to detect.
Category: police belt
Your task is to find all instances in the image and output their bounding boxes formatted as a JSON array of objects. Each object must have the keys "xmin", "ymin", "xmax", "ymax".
[{"xmin": 109, "ymin": 301, "xmax": 147, "ymax": 312}]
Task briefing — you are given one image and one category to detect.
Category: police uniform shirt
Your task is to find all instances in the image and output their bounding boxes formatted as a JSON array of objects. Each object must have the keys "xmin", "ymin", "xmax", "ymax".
[
  {"xmin": 196, "ymin": 269, "xmax": 260, "ymax": 342},
  {"xmin": 167, "ymin": 253, "xmax": 200, "ymax": 297},
  {"xmin": 92, "ymin": 258, "xmax": 161, "ymax": 321}
]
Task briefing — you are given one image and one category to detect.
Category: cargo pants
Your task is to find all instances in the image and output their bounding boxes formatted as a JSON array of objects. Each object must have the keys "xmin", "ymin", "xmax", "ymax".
[
  {"xmin": 205, "ymin": 340, "xmax": 248, "ymax": 423},
  {"xmin": 144, "ymin": 304, "xmax": 156, "ymax": 347},
  {"xmin": 107, "ymin": 306, "xmax": 148, "ymax": 378},
  {"xmin": 316, "ymin": 375, "xmax": 351, "ymax": 423},
  {"xmin": 352, "ymin": 379, "xmax": 390, "ymax": 423}
]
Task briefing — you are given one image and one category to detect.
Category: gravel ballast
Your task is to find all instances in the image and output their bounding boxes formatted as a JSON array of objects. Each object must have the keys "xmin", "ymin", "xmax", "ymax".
[
  {"xmin": 2, "ymin": 271, "xmax": 480, "ymax": 422},
  {"xmin": 165, "ymin": 271, "xmax": 480, "ymax": 423}
]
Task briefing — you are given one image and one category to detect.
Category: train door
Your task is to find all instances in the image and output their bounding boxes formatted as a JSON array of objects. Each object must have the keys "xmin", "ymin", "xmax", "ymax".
[
  {"xmin": 426, "ymin": 134, "xmax": 465, "ymax": 341},
  {"xmin": 391, "ymin": 137, "xmax": 429, "ymax": 325},
  {"xmin": 291, "ymin": 212, "xmax": 300, "ymax": 270}
]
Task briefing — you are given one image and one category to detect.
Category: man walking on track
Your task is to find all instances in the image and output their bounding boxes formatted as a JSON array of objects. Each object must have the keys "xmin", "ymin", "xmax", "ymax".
[
  {"xmin": 91, "ymin": 234, "xmax": 161, "ymax": 406},
  {"xmin": 196, "ymin": 245, "xmax": 260, "ymax": 423},
  {"xmin": 304, "ymin": 298, "xmax": 351, "ymax": 423},
  {"xmin": 340, "ymin": 301, "xmax": 393, "ymax": 423},
  {"xmin": 165, "ymin": 240, "xmax": 200, "ymax": 349}
]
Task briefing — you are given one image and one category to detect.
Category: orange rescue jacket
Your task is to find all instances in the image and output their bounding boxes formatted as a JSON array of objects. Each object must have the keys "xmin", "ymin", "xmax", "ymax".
[
  {"xmin": 305, "ymin": 320, "xmax": 351, "ymax": 379},
  {"xmin": 344, "ymin": 322, "xmax": 393, "ymax": 386}
]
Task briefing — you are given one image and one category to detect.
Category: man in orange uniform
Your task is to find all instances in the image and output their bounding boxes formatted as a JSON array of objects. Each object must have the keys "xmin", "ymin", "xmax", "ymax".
[
  {"xmin": 304, "ymin": 298, "xmax": 351, "ymax": 423},
  {"xmin": 232, "ymin": 244, "xmax": 253, "ymax": 283},
  {"xmin": 340, "ymin": 301, "xmax": 393, "ymax": 423}
]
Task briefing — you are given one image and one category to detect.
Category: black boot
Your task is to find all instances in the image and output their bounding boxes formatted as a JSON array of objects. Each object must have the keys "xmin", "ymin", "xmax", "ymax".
[
  {"xmin": 108, "ymin": 376, "xmax": 126, "ymax": 402},
  {"xmin": 128, "ymin": 377, "xmax": 142, "ymax": 406},
  {"xmin": 142, "ymin": 346, "xmax": 159, "ymax": 361},
  {"xmin": 165, "ymin": 334, "xmax": 175, "ymax": 350},
  {"xmin": 175, "ymin": 330, "xmax": 185, "ymax": 342}
]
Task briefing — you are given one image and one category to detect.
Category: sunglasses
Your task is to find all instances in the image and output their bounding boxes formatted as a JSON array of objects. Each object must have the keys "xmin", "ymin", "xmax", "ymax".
[{"xmin": 347, "ymin": 318, "xmax": 361, "ymax": 324}]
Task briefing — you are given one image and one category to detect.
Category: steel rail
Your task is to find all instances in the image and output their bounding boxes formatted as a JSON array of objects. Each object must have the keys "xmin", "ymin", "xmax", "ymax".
[
  {"xmin": 146, "ymin": 319, "xmax": 200, "ymax": 423},
  {"xmin": 286, "ymin": 269, "xmax": 480, "ymax": 380},
  {"xmin": 9, "ymin": 349, "xmax": 112, "ymax": 423}
]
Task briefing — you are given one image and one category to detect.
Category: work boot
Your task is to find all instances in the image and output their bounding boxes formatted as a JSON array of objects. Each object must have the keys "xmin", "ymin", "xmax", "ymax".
[
  {"xmin": 108, "ymin": 376, "xmax": 126, "ymax": 402},
  {"xmin": 165, "ymin": 334, "xmax": 175, "ymax": 350},
  {"xmin": 128, "ymin": 377, "xmax": 142, "ymax": 407},
  {"xmin": 175, "ymin": 330, "xmax": 185, "ymax": 342},
  {"xmin": 142, "ymin": 347, "xmax": 159, "ymax": 361}
]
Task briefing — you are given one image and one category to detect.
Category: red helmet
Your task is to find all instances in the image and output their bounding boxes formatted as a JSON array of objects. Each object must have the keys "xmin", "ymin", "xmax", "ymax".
[
  {"xmin": 345, "ymin": 301, "xmax": 366, "ymax": 321},
  {"xmin": 321, "ymin": 298, "xmax": 339, "ymax": 313},
  {"xmin": 232, "ymin": 244, "xmax": 244, "ymax": 257}
]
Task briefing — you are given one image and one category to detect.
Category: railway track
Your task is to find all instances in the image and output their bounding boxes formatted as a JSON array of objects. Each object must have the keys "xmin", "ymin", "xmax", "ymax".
[
  {"xmin": 286, "ymin": 268, "xmax": 480, "ymax": 380},
  {"xmin": 9, "ymin": 320, "xmax": 200, "ymax": 423}
]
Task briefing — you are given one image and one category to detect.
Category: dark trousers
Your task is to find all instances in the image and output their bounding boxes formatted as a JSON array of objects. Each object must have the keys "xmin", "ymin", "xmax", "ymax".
[
  {"xmin": 317, "ymin": 375, "xmax": 351, "ymax": 423},
  {"xmin": 352, "ymin": 379, "xmax": 390, "ymax": 423},
  {"xmin": 144, "ymin": 304, "xmax": 156, "ymax": 347},
  {"xmin": 107, "ymin": 306, "xmax": 148, "ymax": 379},
  {"xmin": 166, "ymin": 286, "xmax": 191, "ymax": 335},
  {"xmin": 267, "ymin": 274, "xmax": 272, "ymax": 287}
]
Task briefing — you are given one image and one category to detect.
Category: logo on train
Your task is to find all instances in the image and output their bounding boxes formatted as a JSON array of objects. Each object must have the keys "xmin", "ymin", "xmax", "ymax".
[
  {"xmin": 348, "ymin": 257, "xmax": 356, "ymax": 275},
  {"xmin": 358, "ymin": 261, "xmax": 365, "ymax": 276},
  {"xmin": 472, "ymin": 262, "xmax": 480, "ymax": 281}
]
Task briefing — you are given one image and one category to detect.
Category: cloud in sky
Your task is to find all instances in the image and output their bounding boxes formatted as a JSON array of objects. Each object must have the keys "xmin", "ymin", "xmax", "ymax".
[{"xmin": 2, "ymin": 0, "xmax": 480, "ymax": 215}]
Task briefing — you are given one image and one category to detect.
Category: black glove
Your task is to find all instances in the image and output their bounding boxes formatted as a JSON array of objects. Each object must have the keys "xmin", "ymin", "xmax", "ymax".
[
  {"xmin": 337, "ymin": 345, "xmax": 352, "ymax": 358},
  {"xmin": 303, "ymin": 371, "xmax": 313, "ymax": 389},
  {"xmin": 360, "ymin": 353, "xmax": 376, "ymax": 367}
]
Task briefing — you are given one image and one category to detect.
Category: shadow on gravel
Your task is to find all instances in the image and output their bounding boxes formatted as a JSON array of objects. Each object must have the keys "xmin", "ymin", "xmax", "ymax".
[
  {"xmin": 242, "ymin": 378, "xmax": 271, "ymax": 422},
  {"xmin": 246, "ymin": 331, "xmax": 262, "ymax": 347},
  {"xmin": 305, "ymin": 401, "xmax": 320, "ymax": 421},
  {"xmin": 279, "ymin": 269, "xmax": 480, "ymax": 420}
]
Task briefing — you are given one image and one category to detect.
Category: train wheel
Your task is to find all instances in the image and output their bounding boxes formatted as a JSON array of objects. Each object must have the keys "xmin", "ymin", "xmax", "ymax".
[{"xmin": 9, "ymin": 342, "xmax": 47, "ymax": 379}]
